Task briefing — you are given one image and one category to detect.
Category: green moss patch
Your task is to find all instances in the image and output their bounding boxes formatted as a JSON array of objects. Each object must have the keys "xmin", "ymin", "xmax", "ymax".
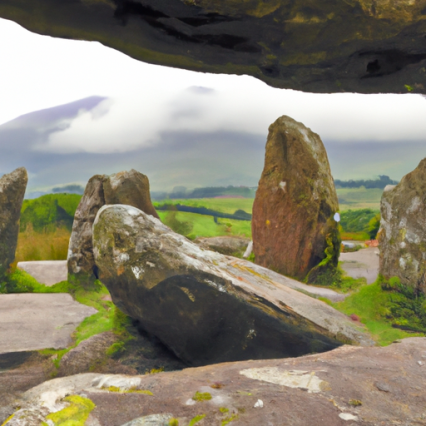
[
  {"xmin": 192, "ymin": 391, "xmax": 212, "ymax": 402},
  {"xmin": 188, "ymin": 414, "xmax": 206, "ymax": 425},
  {"xmin": 44, "ymin": 395, "xmax": 95, "ymax": 425},
  {"xmin": 331, "ymin": 278, "xmax": 425, "ymax": 346}
]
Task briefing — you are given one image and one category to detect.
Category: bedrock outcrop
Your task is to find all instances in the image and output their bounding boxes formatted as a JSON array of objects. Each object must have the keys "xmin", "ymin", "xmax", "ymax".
[
  {"xmin": 252, "ymin": 116, "xmax": 340, "ymax": 282},
  {"xmin": 1, "ymin": 0, "xmax": 426, "ymax": 94},
  {"xmin": 3, "ymin": 338, "xmax": 426, "ymax": 426},
  {"xmin": 0, "ymin": 167, "xmax": 27, "ymax": 280},
  {"xmin": 378, "ymin": 158, "xmax": 426, "ymax": 294},
  {"xmin": 67, "ymin": 169, "xmax": 158, "ymax": 285},
  {"xmin": 93, "ymin": 204, "xmax": 371, "ymax": 367}
]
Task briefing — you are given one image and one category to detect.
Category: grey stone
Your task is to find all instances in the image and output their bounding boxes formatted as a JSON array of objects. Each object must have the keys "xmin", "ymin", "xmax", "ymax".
[
  {"xmin": 374, "ymin": 381, "xmax": 391, "ymax": 392},
  {"xmin": 378, "ymin": 158, "xmax": 426, "ymax": 294},
  {"xmin": 0, "ymin": 167, "xmax": 28, "ymax": 281},
  {"xmin": 58, "ymin": 332, "xmax": 118, "ymax": 377},
  {"xmin": 92, "ymin": 204, "xmax": 371, "ymax": 366},
  {"xmin": 67, "ymin": 170, "xmax": 158, "ymax": 285},
  {"xmin": 120, "ymin": 414, "xmax": 174, "ymax": 426}
]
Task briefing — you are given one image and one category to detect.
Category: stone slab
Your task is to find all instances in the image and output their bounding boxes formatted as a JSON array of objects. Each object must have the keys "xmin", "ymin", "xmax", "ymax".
[
  {"xmin": 0, "ymin": 293, "xmax": 97, "ymax": 354},
  {"xmin": 340, "ymin": 247, "xmax": 380, "ymax": 284},
  {"xmin": 17, "ymin": 261, "xmax": 67, "ymax": 286}
]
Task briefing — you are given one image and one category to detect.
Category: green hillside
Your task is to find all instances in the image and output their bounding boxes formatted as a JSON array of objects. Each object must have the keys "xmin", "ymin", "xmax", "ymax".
[{"xmin": 20, "ymin": 194, "xmax": 82, "ymax": 232}]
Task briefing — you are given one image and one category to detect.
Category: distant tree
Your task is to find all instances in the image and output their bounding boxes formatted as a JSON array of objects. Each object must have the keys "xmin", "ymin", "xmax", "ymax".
[{"xmin": 334, "ymin": 175, "xmax": 398, "ymax": 190}]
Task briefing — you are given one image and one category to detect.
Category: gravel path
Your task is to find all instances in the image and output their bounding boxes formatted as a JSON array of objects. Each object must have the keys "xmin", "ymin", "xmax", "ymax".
[
  {"xmin": 17, "ymin": 260, "xmax": 67, "ymax": 286},
  {"xmin": 339, "ymin": 247, "xmax": 380, "ymax": 284}
]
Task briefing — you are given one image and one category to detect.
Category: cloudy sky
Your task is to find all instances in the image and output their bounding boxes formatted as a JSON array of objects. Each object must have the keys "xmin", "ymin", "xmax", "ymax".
[{"xmin": 1, "ymin": 18, "xmax": 426, "ymax": 195}]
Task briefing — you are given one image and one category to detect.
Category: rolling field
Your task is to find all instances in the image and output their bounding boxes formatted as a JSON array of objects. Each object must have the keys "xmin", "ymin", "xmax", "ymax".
[
  {"xmin": 157, "ymin": 211, "xmax": 252, "ymax": 239},
  {"xmin": 154, "ymin": 198, "xmax": 255, "ymax": 215},
  {"xmin": 337, "ymin": 188, "xmax": 383, "ymax": 211}
]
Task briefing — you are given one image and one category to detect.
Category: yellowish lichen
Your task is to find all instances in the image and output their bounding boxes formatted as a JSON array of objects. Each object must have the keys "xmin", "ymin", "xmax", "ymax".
[
  {"xmin": 1, "ymin": 413, "xmax": 15, "ymax": 426},
  {"xmin": 46, "ymin": 395, "xmax": 95, "ymax": 426},
  {"xmin": 188, "ymin": 414, "xmax": 206, "ymax": 425},
  {"xmin": 192, "ymin": 391, "xmax": 212, "ymax": 402},
  {"xmin": 102, "ymin": 386, "xmax": 153, "ymax": 395}
]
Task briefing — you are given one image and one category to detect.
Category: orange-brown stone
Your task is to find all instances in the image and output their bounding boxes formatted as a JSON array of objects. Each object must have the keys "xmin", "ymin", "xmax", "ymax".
[{"xmin": 252, "ymin": 116, "xmax": 340, "ymax": 281}]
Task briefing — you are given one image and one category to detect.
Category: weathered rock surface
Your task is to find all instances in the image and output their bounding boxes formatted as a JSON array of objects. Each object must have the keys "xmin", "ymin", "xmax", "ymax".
[
  {"xmin": 194, "ymin": 236, "xmax": 251, "ymax": 257},
  {"xmin": 0, "ymin": 167, "xmax": 27, "ymax": 280},
  {"xmin": 252, "ymin": 116, "xmax": 340, "ymax": 282},
  {"xmin": 378, "ymin": 158, "xmax": 426, "ymax": 294},
  {"xmin": 3, "ymin": 338, "xmax": 426, "ymax": 426},
  {"xmin": 1, "ymin": 0, "xmax": 426, "ymax": 94},
  {"xmin": 0, "ymin": 293, "xmax": 97, "ymax": 353},
  {"xmin": 68, "ymin": 170, "xmax": 158, "ymax": 285},
  {"xmin": 93, "ymin": 204, "xmax": 370, "ymax": 367},
  {"xmin": 57, "ymin": 332, "xmax": 118, "ymax": 377}
]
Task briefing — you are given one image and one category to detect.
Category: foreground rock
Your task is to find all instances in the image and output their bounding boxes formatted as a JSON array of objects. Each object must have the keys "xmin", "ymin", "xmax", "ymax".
[
  {"xmin": 3, "ymin": 338, "xmax": 426, "ymax": 426},
  {"xmin": 68, "ymin": 170, "xmax": 158, "ymax": 285},
  {"xmin": 252, "ymin": 116, "xmax": 340, "ymax": 282},
  {"xmin": 378, "ymin": 158, "xmax": 426, "ymax": 294},
  {"xmin": 194, "ymin": 236, "xmax": 251, "ymax": 257},
  {"xmin": 0, "ymin": 167, "xmax": 28, "ymax": 280},
  {"xmin": 93, "ymin": 205, "xmax": 370, "ymax": 367},
  {"xmin": 1, "ymin": 1, "xmax": 426, "ymax": 94},
  {"xmin": 0, "ymin": 293, "xmax": 96, "ymax": 353}
]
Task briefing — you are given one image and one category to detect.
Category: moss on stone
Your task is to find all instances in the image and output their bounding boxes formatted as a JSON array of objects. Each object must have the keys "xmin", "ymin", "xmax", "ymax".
[
  {"xmin": 188, "ymin": 414, "xmax": 206, "ymax": 425},
  {"xmin": 1, "ymin": 413, "xmax": 15, "ymax": 426},
  {"xmin": 45, "ymin": 395, "xmax": 95, "ymax": 425},
  {"xmin": 101, "ymin": 386, "xmax": 153, "ymax": 395},
  {"xmin": 192, "ymin": 391, "xmax": 212, "ymax": 402}
]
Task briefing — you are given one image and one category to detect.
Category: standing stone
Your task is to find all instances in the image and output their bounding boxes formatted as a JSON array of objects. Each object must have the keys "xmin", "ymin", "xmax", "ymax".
[
  {"xmin": 67, "ymin": 170, "xmax": 158, "ymax": 285},
  {"xmin": 0, "ymin": 167, "xmax": 28, "ymax": 281},
  {"xmin": 378, "ymin": 158, "xmax": 426, "ymax": 294},
  {"xmin": 252, "ymin": 116, "xmax": 340, "ymax": 282}
]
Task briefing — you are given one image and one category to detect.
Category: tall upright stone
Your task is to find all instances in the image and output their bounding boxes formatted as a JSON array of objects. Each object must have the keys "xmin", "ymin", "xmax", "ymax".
[
  {"xmin": 378, "ymin": 158, "xmax": 426, "ymax": 294},
  {"xmin": 67, "ymin": 169, "xmax": 158, "ymax": 285},
  {"xmin": 252, "ymin": 116, "xmax": 340, "ymax": 282},
  {"xmin": 0, "ymin": 167, "xmax": 28, "ymax": 280}
]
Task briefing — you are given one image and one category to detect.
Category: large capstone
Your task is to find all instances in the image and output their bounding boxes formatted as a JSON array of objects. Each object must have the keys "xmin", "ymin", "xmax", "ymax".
[
  {"xmin": 93, "ymin": 204, "xmax": 371, "ymax": 367},
  {"xmin": 378, "ymin": 158, "xmax": 426, "ymax": 294},
  {"xmin": 1, "ymin": 0, "xmax": 426, "ymax": 94},
  {"xmin": 0, "ymin": 167, "xmax": 28, "ymax": 280},
  {"xmin": 67, "ymin": 169, "xmax": 158, "ymax": 285},
  {"xmin": 252, "ymin": 116, "xmax": 340, "ymax": 282}
]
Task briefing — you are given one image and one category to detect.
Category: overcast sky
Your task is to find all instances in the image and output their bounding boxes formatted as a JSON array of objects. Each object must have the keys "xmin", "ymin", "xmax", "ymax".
[{"xmin": 1, "ymin": 17, "xmax": 426, "ymax": 194}]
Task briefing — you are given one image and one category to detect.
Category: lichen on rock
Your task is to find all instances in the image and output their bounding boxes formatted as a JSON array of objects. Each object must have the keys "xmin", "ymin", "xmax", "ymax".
[{"xmin": 378, "ymin": 158, "xmax": 426, "ymax": 294}]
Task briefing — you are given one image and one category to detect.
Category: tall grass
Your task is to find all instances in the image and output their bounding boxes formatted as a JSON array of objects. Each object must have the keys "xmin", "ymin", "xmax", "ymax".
[{"xmin": 15, "ymin": 223, "xmax": 70, "ymax": 262}]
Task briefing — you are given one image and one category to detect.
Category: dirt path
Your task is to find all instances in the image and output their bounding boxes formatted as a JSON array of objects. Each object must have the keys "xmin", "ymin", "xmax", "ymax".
[
  {"xmin": 17, "ymin": 260, "xmax": 67, "ymax": 286},
  {"xmin": 339, "ymin": 247, "xmax": 379, "ymax": 284}
]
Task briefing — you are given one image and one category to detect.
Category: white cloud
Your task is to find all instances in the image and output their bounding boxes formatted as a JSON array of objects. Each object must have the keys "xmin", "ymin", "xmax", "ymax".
[{"xmin": 1, "ymin": 17, "xmax": 426, "ymax": 155}]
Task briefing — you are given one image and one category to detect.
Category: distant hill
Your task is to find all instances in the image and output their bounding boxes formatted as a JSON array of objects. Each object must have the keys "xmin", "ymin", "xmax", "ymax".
[
  {"xmin": 151, "ymin": 185, "xmax": 256, "ymax": 200},
  {"xmin": 21, "ymin": 193, "xmax": 82, "ymax": 232},
  {"xmin": 334, "ymin": 175, "xmax": 398, "ymax": 190}
]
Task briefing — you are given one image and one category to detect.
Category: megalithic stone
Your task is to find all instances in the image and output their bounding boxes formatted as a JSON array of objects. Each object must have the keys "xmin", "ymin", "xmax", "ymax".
[
  {"xmin": 93, "ymin": 204, "xmax": 372, "ymax": 367},
  {"xmin": 252, "ymin": 116, "xmax": 340, "ymax": 282},
  {"xmin": 67, "ymin": 169, "xmax": 158, "ymax": 285},
  {"xmin": 0, "ymin": 167, "xmax": 28, "ymax": 281},
  {"xmin": 378, "ymin": 158, "xmax": 426, "ymax": 295}
]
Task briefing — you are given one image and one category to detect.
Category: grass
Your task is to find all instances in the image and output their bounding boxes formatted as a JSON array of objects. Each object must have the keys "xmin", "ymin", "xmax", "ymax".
[
  {"xmin": 15, "ymin": 224, "xmax": 71, "ymax": 262},
  {"xmin": 340, "ymin": 231, "xmax": 370, "ymax": 241},
  {"xmin": 331, "ymin": 280, "xmax": 424, "ymax": 346},
  {"xmin": 157, "ymin": 211, "xmax": 252, "ymax": 239}
]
